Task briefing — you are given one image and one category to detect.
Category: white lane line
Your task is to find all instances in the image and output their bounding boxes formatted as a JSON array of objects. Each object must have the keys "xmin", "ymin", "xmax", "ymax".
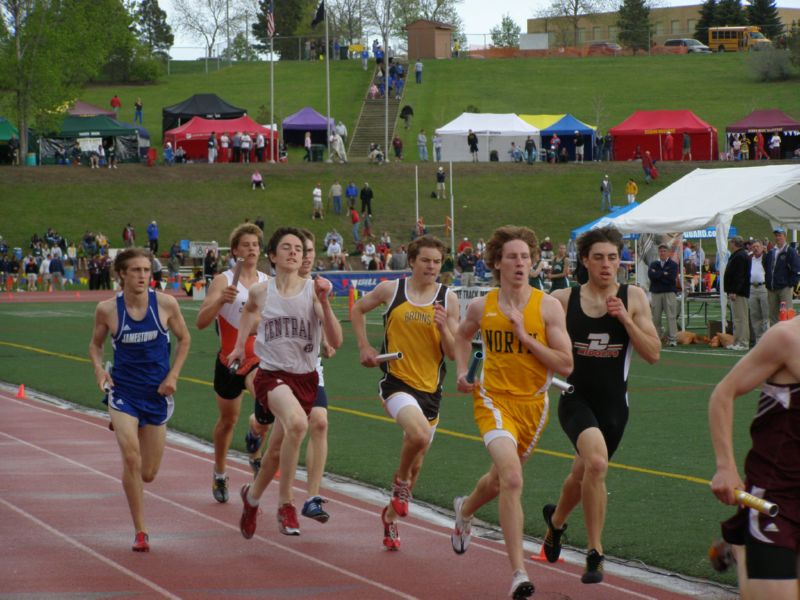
[{"xmin": 0, "ymin": 497, "xmax": 182, "ymax": 600}]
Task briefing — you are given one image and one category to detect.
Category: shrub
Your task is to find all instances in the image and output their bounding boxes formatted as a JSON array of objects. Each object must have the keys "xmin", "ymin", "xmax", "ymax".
[{"xmin": 746, "ymin": 46, "xmax": 794, "ymax": 81}]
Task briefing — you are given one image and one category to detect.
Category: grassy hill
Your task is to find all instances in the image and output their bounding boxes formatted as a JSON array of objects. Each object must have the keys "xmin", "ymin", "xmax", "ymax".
[{"xmin": 2, "ymin": 52, "xmax": 796, "ymax": 251}]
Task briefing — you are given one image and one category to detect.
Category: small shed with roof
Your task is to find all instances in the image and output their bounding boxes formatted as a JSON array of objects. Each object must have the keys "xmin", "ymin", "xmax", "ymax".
[{"xmin": 406, "ymin": 20, "xmax": 454, "ymax": 59}]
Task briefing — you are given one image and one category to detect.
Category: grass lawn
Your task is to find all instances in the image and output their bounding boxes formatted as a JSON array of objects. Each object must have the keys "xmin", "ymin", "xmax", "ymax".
[{"xmin": 0, "ymin": 297, "xmax": 750, "ymax": 585}]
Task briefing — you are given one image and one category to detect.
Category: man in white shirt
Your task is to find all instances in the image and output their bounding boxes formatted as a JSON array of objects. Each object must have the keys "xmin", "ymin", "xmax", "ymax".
[
  {"xmin": 326, "ymin": 239, "xmax": 342, "ymax": 259},
  {"xmin": 748, "ymin": 241, "xmax": 768, "ymax": 343},
  {"xmin": 255, "ymin": 133, "xmax": 265, "ymax": 162},
  {"xmin": 312, "ymin": 183, "xmax": 323, "ymax": 219}
]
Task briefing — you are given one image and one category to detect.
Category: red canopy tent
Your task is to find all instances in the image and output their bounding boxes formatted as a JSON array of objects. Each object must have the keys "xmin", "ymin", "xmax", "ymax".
[
  {"xmin": 609, "ymin": 110, "xmax": 718, "ymax": 162},
  {"xmin": 164, "ymin": 115, "xmax": 279, "ymax": 162},
  {"xmin": 726, "ymin": 109, "xmax": 800, "ymax": 160}
]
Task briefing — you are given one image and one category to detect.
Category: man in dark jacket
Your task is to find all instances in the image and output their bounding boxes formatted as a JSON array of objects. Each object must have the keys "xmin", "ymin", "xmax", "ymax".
[
  {"xmin": 723, "ymin": 236, "xmax": 750, "ymax": 350},
  {"xmin": 360, "ymin": 182, "xmax": 374, "ymax": 216},
  {"xmin": 648, "ymin": 244, "xmax": 679, "ymax": 346},
  {"xmin": 764, "ymin": 227, "xmax": 800, "ymax": 325}
]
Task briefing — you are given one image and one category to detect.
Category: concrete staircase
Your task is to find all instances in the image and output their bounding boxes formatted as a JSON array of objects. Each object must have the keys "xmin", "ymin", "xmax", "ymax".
[{"xmin": 348, "ymin": 69, "xmax": 403, "ymax": 160}]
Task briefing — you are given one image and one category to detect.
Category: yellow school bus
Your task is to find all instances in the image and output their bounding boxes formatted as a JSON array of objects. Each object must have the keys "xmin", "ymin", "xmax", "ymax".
[{"xmin": 708, "ymin": 26, "xmax": 771, "ymax": 52}]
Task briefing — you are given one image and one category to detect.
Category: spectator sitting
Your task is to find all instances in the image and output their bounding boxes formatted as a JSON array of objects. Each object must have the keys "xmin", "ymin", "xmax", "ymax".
[
  {"xmin": 326, "ymin": 237, "xmax": 343, "ymax": 258},
  {"xmin": 559, "ymin": 147, "xmax": 569, "ymax": 163},
  {"xmin": 89, "ymin": 147, "xmax": 100, "ymax": 169},
  {"xmin": 71, "ymin": 143, "xmax": 82, "ymax": 166},
  {"xmin": 330, "ymin": 254, "xmax": 348, "ymax": 271},
  {"xmin": 251, "ymin": 170, "xmax": 265, "ymax": 190},
  {"xmin": 315, "ymin": 259, "xmax": 326, "ymax": 272},
  {"xmin": 361, "ymin": 239, "xmax": 377, "ymax": 268},
  {"xmin": 509, "ymin": 142, "xmax": 524, "ymax": 163},
  {"xmin": 540, "ymin": 236, "xmax": 554, "ymax": 261},
  {"xmin": 368, "ymin": 144, "xmax": 384, "ymax": 164}
]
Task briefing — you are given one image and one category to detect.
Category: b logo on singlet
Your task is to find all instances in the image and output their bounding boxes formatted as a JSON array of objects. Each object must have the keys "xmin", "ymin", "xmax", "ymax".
[{"xmin": 575, "ymin": 333, "xmax": 622, "ymax": 358}]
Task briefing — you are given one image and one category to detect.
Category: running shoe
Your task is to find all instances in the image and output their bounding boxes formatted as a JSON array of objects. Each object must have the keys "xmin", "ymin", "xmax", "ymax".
[
  {"xmin": 451, "ymin": 496, "xmax": 473, "ymax": 555},
  {"xmin": 249, "ymin": 457, "xmax": 261, "ymax": 476},
  {"xmin": 542, "ymin": 503, "xmax": 567, "ymax": 563},
  {"xmin": 245, "ymin": 429, "xmax": 263, "ymax": 454},
  {"xmin": 132, "ymin": 531, "xmax": 150, "ymax": 552},
  {"xmin": 239, "ymin": 484, "xmax": 260, "ymax": 539},
  {"xmin": 582, "ymin": 549, "xmax": 605, "ymax": 584},
  {"xmin": 508, "ymin": 569, "xmax": 534, "ymax": 599},
  {"xmin": 390, "ymin": 477, "xmax": 412, "ymax": 517},
  {"xmin": 212, "ymin": 475, "xmax": 229, "ymax": 503},
  {"xmin": 277, "ymin": 503, "xmax": 300, "ymax": 536},
  {"xmin": 381, "ymin": 506, "xmax": 400, "ymax": 550},
  {"xmin": 301, "ymin": 496, "xmax": 330, "ymax": 523}
]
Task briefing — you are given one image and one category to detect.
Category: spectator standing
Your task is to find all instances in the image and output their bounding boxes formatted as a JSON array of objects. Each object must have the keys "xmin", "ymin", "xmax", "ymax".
[
  {"xmin": 122, "ymin": 223, "xmax": 135, "ymax": 248},
  {"xmin": 748, "ymin": 241, "xmax": 768, "ymax": 343},
  {"xmin": 648, "ymin": 244, "xmax": 679, "ymax": 346},
  {"xmin": 400, "ymin": 105, "xmax": 414, "ymax": 130},
  {"xmin": 345, "ymin": 181, "xmax": 358, "ymax": 210},
  {"xmin": 312, "ymin": 183, "xmax": 324, "ymax": 219},
  {"xmin": 625, "ymin": 178, "xmax": 638, "ymax": 204},
  {"xmin": 436, "ymin": 166, "xmax": 446, "ymax": 199},
  {"xmin": 360, "ymin": 182, "xmax": 374, "ymax": 215},
  {"xmin": 457, "ymin": 247, "xmax": 477, "ymax": 287},
  {"xmin": 362, "ymin": 212, "xmax": 373, "ymax": 239},
  {"xmin": 417, "ymin": 129, "xmax": 428, "ymax": 161},
  {"xmin": 723, "ymin": 236, "xmax": 751, "ymax": 350},
  {"xmin": 574, "ymin": 131, "xmax": 585, "ymax": 163},
  {"xmin": 110, "ymin": 94, "xmax": 121, "ymax": 113},
  {"xmin": 303, "ymin": 131, "xmax": 312, "ymax": 162},
  {"xmin": 147, "ymin": 221, "xmax": 159, "ymax": 254},
  {"xmin": 329, "ymin": 180, "xmax": 343, "ymax": 215},
  {"xmin": 335, "ymin": 121, "xmax": 348, "ymax": 145},
  {"xmin": 663, "ymin": 131, "xmax": 674, "ymax": 161},
  {"xmin": 547, "ymin": 243, "xmax": 571, "ymax": 291},
  {"xmin": 600, "ymin": 175, "xmax": 612, "ymax": 211},
  {"xmin": 220, "ymin": 132, "xmax": 230, "ymax": 163},
  {"xmin": 39, "ymin": 254, "xmax": 52, "ymax": 291},
  {"xmin": 240, "ymin": 132, "xmax": 252, "ymax": 163},
  {"xmin": 755, "ymin": 131, "xmax": 767, "ymax": 160},
  {"xmin": 467, "ymin": 130, "xmax": 478, "ymax": 162},
  {"xmin": 433, "ymin": 133, "xmax": 443, "ymax": 162},
  {"xmin": 350, "ymin": 207, "xmax": 361, "ymax": 243},
  {"xmin": 414, "ymin": 59, "xmax": 423, "ymax": 83},
  {"xmin": 392, "ymin": 135, "xmax": 403, "ymax": 161},
  {"xmin": 49, "ymin": 254, "xmax": 65, "ymax": 289},
  {"xmin": 361, "ymin": 48, "xmax": 369, "ymax": 70},
  {"xmin": 642, "ymin": 150, "xmax": 655, "ymax": 183},
  {"xmin": 232, "ymin": 132, "xmax": 242, "ymax": 163},
  {"xmin": 8, "ymin": 134, "xmax": 19, "ymax": 165},
  {"xmin": 764, "ymin": 226, "xmax": 800, "ymax": 325},
  {"xmin": 255, "ymin": 132, "xmax": 265, "ymax": 162},
  {"xmin": 769, "ymin": 133, "xmax": 782, "ymax": 160},
  {"xmin": 524, "ymin": 136, "xmax": 537, "ymax": 165},
  {"xmin": 164, "ymin": 143, "xmax": 174, "ymax": 165},
  {"xmin": 681, "ymin": 132, "xmax": 692, "ymax": 161},
  {"xmin": 389, "ymin": 245, "xmax": 408, "ymax": 270},
  {"xmin": 134, "ymin": 98, "xmax": 143, "ymax": 124},
  {"xmin": 208, "ymin": 132, "xmax": 217, "ymax": 164}
]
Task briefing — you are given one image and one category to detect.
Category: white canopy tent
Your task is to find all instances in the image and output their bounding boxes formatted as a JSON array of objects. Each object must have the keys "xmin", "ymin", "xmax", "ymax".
[
  {"xmin": 604, "ymin": 165, "xmax": 800, "ymax": 332},
  {"xmin": 435, "ymin": 113, "xmax": 540, "ymax": 163}
]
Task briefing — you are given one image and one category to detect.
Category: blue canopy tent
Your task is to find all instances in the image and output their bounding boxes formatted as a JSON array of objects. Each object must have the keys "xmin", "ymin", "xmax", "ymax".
[
  {"xmin": 571, "ymin": 203, "xmax": 640, "ymax": 239},
  {"xmin": 541, "ymin": 114, "xmax": 596, "ymax": 162}
]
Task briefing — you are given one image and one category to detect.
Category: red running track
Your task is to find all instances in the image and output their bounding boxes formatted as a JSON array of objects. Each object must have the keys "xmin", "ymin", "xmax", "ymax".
[{"xmin": 0, "ymin": 388, "xmax": 723, "ymax": 599}]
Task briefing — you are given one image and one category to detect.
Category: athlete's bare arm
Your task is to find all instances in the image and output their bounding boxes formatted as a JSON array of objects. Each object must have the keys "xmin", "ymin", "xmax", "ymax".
[
  {"xmin": 313, "ymin": 276, "xmax": 343, "ymax": 349},
  {"xmin": 196, "ymin": 273, "xmax": 239, "ymax": 330},
  {"xmin": 551, "ymin": 287, "xmax": 571, "ymax": 312},
  {"xmin": 455, "ymin": 296, "xmax": 486, "ymax": 392},
  {"xmin": 156, "ymin": 293, "xmax": 191, "ymax": 396},
  {"xmin": 709, "ymin": 320, "xmax": 800, "ymax": 506},
  {"xmin": 436, "ymin": 289, "xmax": 460, "ymax": 360},
  {"xmin": 608, "ymin": 286, "xmax": 660, "ymax": 364},
  {"xmin": 227, "ymin": 280, "xmax": 268, "ymax": 365},
  {"xmin": 522, "ymin": 293, "xmax": 573, "ymax": 377},
  {"xmin": 88, "ymin": 299, "xmax": 116, "ymax": 391},
  {"xmin": 351, "ymin": 280, "xmax": 396, "ymax": 367}
]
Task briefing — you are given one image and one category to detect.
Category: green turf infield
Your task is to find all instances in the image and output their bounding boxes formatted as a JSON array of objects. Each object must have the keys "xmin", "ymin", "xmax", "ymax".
[{"xmin": 0, "ymin": 297, "xmax": 752, "ymax": 586}]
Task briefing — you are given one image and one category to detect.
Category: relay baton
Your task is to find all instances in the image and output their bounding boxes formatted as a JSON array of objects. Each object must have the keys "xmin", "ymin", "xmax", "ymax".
[
  {"xmin": 231, "ymin": 257, "xmax": 245, "ymax": 287},
  {"xmin": 735, "ymin": 489, "xmax": 779, "ymax": 517},
  {"xmin": 375, "ymin": 352, "xmax": 403, "ymax": 363},
  {"xmin": 103, "ymin": 361, "xmax": 113, "ymax": 393},
  {"xmin": 228, "ymin": 359, "xmax": 241, "ymax": 375},
  {"xmin": 550, "ymin": 378, "xmax": 574, "ymax": 394},
  {"xmin": 465, "ymin": 351, "xmax": 484, "ymax": 384}
]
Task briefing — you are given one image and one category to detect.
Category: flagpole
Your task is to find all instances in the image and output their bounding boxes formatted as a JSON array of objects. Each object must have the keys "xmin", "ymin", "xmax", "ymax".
[
  {"xmin": 325, "ymin": 2, "xmax": 332, "ymax": 162},
  {"xmin": 269, "ymin": 35, "xmax": 275, "ymax": 163}
]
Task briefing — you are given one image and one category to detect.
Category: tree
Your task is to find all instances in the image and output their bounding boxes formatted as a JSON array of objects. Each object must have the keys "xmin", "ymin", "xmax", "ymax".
[
  {"xmin": 716, "ymin": 0, "xmax": 746, "ymax": 27},
  {"xmin": 747, "ymin": 0, "xmax": 782, "ymax": 41},
  {"xmin": 546, "ymin": 0, "xmax": 610, "ymax": 47},
  {"xmin": 252, "ymin": 0, "xmax": 311, "ymax": 60},
  {"xmin": 133, "ymin": 0, "xmax": 174, "ymax": 56},
  {"xmin": 694, "ymin": 0, "xmax": 717, "ymax": 44},
  {"xmin": 327, "ymin": 0, "xmax": 364, "ymax": 47},
  {"xmin": 222, "ymin": 31, "xmax": 258, "ymax": 60},
  {"xmin": 172, "ymin": 0, "xmax": 239, "ymax": 57},
  {"xmin": 617, "ymin": 0, "xmax": 650, "ymax": 54},
  {"xmin": 0, "ymin": 0, "xmax": 132, "ymax": 160},
  {"xmin": 490, "ymin": 14, "xmax": 521, "ymax": 48}
]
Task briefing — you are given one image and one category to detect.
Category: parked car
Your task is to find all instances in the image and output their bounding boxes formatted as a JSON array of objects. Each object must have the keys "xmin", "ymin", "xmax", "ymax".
[
  {"xmin": 588, "ymin": 41, "xmax": 622, "ymax": 55},
  {"xmin": 664, "ymin": 38, "xmax": 712, "ymax": 53}
]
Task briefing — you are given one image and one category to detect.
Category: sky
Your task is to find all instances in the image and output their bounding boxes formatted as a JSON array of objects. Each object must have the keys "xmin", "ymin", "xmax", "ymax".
[{"xmin": 161, "ymin": 0, "xmax": 800, "ymax": 60}]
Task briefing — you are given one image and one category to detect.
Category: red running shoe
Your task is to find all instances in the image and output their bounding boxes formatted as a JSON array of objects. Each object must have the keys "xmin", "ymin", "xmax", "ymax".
[
  {"xmin": 277, "ymin": 503, "xmax": 300, "ymax": 536},
  {"xmin": 390, "ymin": 477, "xmax": 411, "ymax": 517},
  {"xmin": 381, "ymin": 506, "xmax": 400, "ymax": 550},
  {"xmin": 132, "ymin": 531, "xmax": 149, "ymax": 552},
  {"xmin": 240, "ymin": 484, "xmax": 260, "ymax": 539}
]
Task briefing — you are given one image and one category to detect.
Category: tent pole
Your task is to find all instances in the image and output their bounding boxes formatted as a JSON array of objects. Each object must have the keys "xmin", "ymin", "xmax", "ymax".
[
  {"xmin": 679, "ymin": 235, "xmax": 685, "ymax": 332},
  {"xmin": 269, "ymin": 36, "xmax": 275, "ymax": 163},
  {"xmin": 658, "ymin": 133, "xmax": 662, "ymax": 162},
  {"xmin": 415, "ymin": 165, "xmax": 419, "ymax": 225},
  {"xmin": 449, "ymin": 161, "xmax": 455, "ymax": 256}
]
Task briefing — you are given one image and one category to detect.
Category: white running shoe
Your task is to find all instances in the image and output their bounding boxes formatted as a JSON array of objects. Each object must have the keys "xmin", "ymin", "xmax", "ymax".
[
  {"xmin": 509, "ymin": 569, "xmax": 534, "ymax": 599},
  {"xmin": 451, "ymin": 496, "xmax": 473, "ymax": 554}
]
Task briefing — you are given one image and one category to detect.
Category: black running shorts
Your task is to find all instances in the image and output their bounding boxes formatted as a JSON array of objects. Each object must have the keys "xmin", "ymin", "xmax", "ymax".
[{"xmin": 558, "ymin": 392, "xmax": 629, "ymax": 459}]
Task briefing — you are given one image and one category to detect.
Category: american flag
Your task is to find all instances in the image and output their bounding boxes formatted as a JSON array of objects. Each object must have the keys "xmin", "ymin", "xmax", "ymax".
[{"xmin": 266, "ymin": 0, "xmax": 275, "ymax": 39}]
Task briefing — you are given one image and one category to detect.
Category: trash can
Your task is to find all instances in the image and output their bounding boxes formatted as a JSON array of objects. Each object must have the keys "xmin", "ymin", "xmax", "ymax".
[
  {"xmin": 25, "ymin": 152, "xmax": 37, "ymax": 166},
  {"xmin": 310, "ymin": 144, "xmax": 325, "ymax": 162},
  {"xmin": 340, "ymin": 46, "xmax": 349, "ymax": 60},
  {"xmin": 147, "ymin": 147, "xmax": 157, "ymax": 167}
]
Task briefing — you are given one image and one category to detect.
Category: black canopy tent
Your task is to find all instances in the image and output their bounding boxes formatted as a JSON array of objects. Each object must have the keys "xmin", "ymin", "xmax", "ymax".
[{"xmin": 161, "ymin": 94, "xmax": 247, "ymax": 133}]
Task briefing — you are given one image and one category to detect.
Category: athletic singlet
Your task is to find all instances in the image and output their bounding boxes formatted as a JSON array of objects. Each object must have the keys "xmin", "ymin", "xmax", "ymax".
[
  {"xmin": 381, "ymin": 278, "xmax": 448, "ymax": 394},
  {"xmin": 111, "ymin": 289, "xmax": 170, "ymax": 389},
  {"xmin": 254, "ymin": 278, "xmax": 320, "ymax": 374},
  {"xmin": 565, "ymin": 284, "xmax": 632, "ymax": 399},
  {"xmin": 745, "ymin": 382, "xmax": 800, "ymax": 492},
  {"xmin": 216, "ymin": 268, "xmax": 269, "ymax": 367},
  {"xmin": 479, "ymin": 288, "xmax": 550, "ymax": 396}
]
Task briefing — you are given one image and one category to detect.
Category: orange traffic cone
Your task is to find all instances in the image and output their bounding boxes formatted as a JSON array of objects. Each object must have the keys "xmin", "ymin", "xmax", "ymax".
[
  {"xmin": 16, "ymin": 384, "xmax": 26, "ymax": 399},
  {"xmin": 531, "ymin": 545, "xmax": 564, "ymax": 563}
]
